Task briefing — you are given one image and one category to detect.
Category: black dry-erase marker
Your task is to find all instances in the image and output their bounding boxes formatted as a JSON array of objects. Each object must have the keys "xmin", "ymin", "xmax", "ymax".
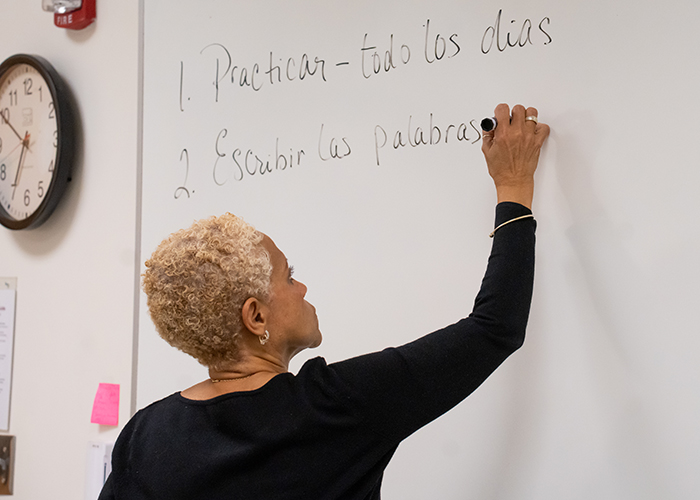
[{"xmin": 480, "ymin": 117, "xmax": 497, "ymax": 132}]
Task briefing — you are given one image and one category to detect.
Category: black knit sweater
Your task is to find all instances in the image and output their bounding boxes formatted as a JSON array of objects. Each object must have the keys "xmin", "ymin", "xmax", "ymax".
[{"xmin": 100, "ymin": 202, "xmax": 536, "ymax": 500}]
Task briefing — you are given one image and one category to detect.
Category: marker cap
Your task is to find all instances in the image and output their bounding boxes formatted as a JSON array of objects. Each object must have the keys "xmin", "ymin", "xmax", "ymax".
[{"xmin": 481, "ymin": 117, "xmax": 497, "ymax": 132}]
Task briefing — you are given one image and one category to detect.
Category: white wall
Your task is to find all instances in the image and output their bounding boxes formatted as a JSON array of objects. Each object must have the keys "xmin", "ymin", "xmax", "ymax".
[
  {"xmin": 2, "ymin": 2, "xmax": 700, "ymax": 499},
  {"xmin": 0, "ymin": 1, "xmax": 139, "ymax": 498}
]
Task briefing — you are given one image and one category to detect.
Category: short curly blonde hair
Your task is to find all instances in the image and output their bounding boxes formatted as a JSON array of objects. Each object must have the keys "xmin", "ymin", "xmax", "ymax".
[{"xmin": 142, "ymin": 213, "xmax": 272, "ymax": 368}]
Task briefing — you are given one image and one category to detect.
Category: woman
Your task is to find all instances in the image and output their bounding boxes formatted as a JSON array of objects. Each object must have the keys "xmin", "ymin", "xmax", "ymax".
[{"xmin": 100, "ymin": 103, "xmax": 550, "ymax": 499}]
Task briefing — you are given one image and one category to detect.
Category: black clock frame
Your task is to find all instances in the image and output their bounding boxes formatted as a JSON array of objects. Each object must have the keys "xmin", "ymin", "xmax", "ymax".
[{"xmin": 0, "ymin": 54, "xmax": 75, "ymax": 230}]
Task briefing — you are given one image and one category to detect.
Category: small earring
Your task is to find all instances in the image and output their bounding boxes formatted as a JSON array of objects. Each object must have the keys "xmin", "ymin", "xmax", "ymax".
[{"xmin": 260, "ymin": 330, "xmax": 270, "ymax": 345}]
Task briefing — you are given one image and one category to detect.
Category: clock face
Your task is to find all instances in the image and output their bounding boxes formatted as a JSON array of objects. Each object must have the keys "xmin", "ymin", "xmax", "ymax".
[{"xmin": 0, "ymin": 62, "xmax": 59, "ymax": 225}]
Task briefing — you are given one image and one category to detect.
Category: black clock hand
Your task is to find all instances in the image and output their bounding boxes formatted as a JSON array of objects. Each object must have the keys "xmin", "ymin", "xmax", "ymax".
[
  {"xmin": 0, "ymin": 109, "xmax": 24, "ymax": 144},
  {"xmin": 11, "ymin": 132, "xmax": 29, "ymax": 201}
]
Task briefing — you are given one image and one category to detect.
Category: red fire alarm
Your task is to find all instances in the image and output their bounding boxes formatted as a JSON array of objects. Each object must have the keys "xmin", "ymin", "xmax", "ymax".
[{"xmin": 43, "ymin": 0, "xmax": 96, "ymax": 30}]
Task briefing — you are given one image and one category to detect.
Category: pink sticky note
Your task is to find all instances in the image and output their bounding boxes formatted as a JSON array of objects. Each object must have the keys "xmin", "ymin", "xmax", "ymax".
[{"xmin": 91, "ymin": 383, "xmax": 120, "ymax": 426}]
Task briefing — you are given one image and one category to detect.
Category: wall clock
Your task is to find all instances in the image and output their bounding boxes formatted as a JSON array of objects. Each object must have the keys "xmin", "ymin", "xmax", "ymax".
[{"xmin": 0, "ymin": 54, "xmax": 75, "ymax": 230}]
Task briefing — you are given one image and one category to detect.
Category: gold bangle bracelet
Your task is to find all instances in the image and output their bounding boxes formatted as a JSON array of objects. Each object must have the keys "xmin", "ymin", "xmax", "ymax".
[{"xmin": 489, "ymin": 214, "xmax": 535, "ymax": 238}]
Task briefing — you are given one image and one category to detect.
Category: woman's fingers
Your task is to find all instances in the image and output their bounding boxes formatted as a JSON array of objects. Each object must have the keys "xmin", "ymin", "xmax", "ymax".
[
  {"xmin": 493, "ymin": 103, "xmax": 512, "ymax": 134},
  {"xmin": 482, "ymin": 103, "xmax": 550, "ymax": 157},
  {"xmin": 481, "ymin": 129, "xmax": 495, "ymax": 153},
  {"xmin": 511, "ymin": 104, "xmax": 527, "ymax": 127},
  {"xmin": 524, "ymin": 107, "xmax": 539, "ymax": 129},
  {"xmin": 483, "ymin": 103, "xmax": 510, "ymax": 154}
]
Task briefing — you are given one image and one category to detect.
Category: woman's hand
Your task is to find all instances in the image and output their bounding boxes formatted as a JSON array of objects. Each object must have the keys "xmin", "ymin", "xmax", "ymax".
[{"xmin": 481, "ymin": 104, "xmax": 550, "ymax": 209}]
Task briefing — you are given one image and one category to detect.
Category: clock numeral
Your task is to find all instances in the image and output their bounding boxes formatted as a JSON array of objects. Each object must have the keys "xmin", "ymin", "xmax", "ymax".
[
  {"xmin": 1, "ymin": 108, "xmax": 9, "ymax": 124},
  {"xmin": 23, "ymin": 78, "xmax": 33, "ymax": 96},
  {"xmin": 23, "ymin": 189, "xmax": 30, "ymax": 207},
  {"xmin": 0, "ymin": 137, "xmax": 3, "ymax": 154},
  {"xmin": 53, "ymin": 130, "xmax": 58, "ymax": 148},
  {"xmin": 48, "ymin": 159, "xmax": 55, "ymax": 172},
  {"xmin": 0, "ymin": 164, "xmax": 6, "ymax": 181},
  {"xmin": 38, "ymin": 180, "xmax": 45, "ymax": 198},
  {"xmin": 9, "ymin": 90, "xmax": 18, "ymax": 106},
  {"xmin": 38, "ymin": 86, "xmax": 43, "ymax": 102},
  {"xmin": 48, "ymin": 101, "xmax": 55, "ymax": 119}
]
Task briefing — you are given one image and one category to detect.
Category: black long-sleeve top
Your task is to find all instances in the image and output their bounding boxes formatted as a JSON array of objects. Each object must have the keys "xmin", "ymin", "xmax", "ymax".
[{"xmin": 99, "ymin": 202, "xmax": 536, "ymax": 500}]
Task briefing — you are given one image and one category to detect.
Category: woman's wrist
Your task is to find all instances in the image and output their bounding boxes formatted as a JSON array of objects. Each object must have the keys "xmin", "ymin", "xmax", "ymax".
[{"xmin": 495, "ymin": 182, "xmax": 534, "ymax": 209}]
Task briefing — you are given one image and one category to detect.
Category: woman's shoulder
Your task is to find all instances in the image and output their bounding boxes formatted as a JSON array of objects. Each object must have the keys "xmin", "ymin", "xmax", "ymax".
[{"xmin": 127, "ymin": 393, "xmax": 181, "ymax": 424}]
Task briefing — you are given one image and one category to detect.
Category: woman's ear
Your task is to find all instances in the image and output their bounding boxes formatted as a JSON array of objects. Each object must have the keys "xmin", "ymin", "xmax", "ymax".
[{"xmin": 241, "ymin": 297, "xmax": 268, "ymax": 336}]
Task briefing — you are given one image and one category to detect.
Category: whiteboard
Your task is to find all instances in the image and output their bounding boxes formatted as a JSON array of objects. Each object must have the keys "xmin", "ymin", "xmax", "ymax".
[{"xmin": 138, "ymin": 1, "xmax": 700, "ymax": 498}]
